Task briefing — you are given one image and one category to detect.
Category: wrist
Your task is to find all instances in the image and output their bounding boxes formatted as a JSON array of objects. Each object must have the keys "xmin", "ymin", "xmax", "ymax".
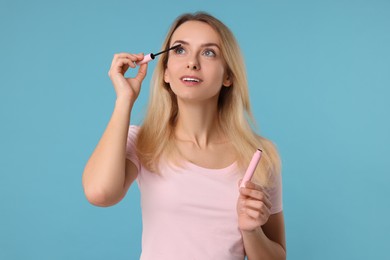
[
  {"xmin": 115, "ymin": 96, "xmax": 134, "ymax": 109},
  {"xmin": 241, "ymin": 226, "xmax": 264, "ymax": 237}
]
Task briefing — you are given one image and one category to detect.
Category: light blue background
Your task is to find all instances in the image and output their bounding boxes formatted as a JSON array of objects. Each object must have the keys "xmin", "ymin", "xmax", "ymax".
[{"xmin": 1, "ymin": 0, "xmax": 389, "ymax": 259}]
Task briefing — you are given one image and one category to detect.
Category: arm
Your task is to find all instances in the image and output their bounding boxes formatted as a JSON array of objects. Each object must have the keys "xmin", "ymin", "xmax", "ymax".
[
  {"xmin": 242, "ymin": 212, "xmax": 286, "ymax": 260},
  {"xmin": 82, "ymin": 53, "xmax": 147, "ymax": 207},
  {"xmin": 237, "ymin": 181, "xmax": 286, "ymax": 259}
]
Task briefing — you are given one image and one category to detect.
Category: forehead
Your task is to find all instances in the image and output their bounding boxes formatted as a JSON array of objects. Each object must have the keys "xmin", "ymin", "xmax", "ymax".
[{"xmin": 171, "ymin": 21, "xmax": 221, "ymax": 45}]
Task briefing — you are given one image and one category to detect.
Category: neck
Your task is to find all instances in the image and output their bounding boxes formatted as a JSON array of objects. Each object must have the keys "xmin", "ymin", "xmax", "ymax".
[{"xmin": 174, "ymin": 99, "xmax": 226, "ymax": 148}]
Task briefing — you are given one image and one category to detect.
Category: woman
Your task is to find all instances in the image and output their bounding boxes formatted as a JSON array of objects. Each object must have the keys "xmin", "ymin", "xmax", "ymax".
[{"xmin": 82, "ymin": 12, "xmax": 286, "ymax": 260}]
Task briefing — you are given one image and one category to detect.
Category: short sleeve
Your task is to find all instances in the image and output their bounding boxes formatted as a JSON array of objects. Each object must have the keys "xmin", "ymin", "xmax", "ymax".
[
  {"xmin": 126, "ymin": 125, "xmax": 141, "ymax": 171},
  {"xmin": 267, "ymin": 172, "xmax": 283, "ymax": 214}
]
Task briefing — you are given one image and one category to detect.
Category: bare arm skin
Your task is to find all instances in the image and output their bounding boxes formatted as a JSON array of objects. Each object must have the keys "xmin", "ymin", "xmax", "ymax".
[
  {"xmin": 238, "ymin": 181, "xmax": 286, "ymax": 259},
  {"xmin": 82, "ymin": 53, "xmax": 147, "ymax": 207},
  {"xmin": 242, "ymin": 212, "xmax": 286, "ymax": 260}
]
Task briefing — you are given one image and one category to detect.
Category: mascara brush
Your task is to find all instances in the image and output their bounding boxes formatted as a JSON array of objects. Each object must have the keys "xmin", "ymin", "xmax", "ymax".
[{"xmin": 136, "ymin": 44, "xmax": 181, "ymax": 65}]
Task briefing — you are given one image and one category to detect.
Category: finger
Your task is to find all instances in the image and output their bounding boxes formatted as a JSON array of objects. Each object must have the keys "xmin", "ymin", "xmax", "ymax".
[
  {"xmin": 122, "ymin": 53, "xmax": 145, "ymax": 70},
  {"xmin": 263, "ymin": 196, "xmax": 272, "ymax": 210},
  {"xmin": 133, "ymin": 53, "xmax": 145, "ymax": 61},
  {"xmin": 242, "ymin": 181, "xmax": 270, "ymax": 198},
  {"xmin": 239, "ymin": 185, "xmax": 266, "ymax": 199},
  {"xmin": 111, "ymin": 53, "xmax": 143, "ymax": 67},
  {"xmin": 244, "ymin": 199, "xmax": 268, "ymax": 212},
  {"xmin": 243, "ymin": 181, "xmax": 265, "ymax": 192},
  {"xmin": 113, "ymin": 52, "xmax": 141, "ymax": 60},
  {"xmin": 116, "ymin": 56, "xmax": 138, "ymax": 67},
  {"xmin": 134, "ymin": 63, "xmax": 148, "ymax": 82},
  {"xmin": 244, "ymin": 207, "xmax": 270, "ymax": 222},
  {"xmin": 110, "ymin": 57, "xmax": 137, "ymax": 76},
  {"xmin": 110, "ymin": 56, "xmax": 131, "ymax": 69},
  {"xmin": 240, "ymin": 188, "xmax": 272, "ymax": 209},
  {"xmin": 125, "ymin": 53, "xmax": 145, "ymax": 64}
]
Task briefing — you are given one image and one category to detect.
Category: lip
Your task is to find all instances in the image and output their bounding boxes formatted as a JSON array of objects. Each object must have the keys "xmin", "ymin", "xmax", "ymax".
[{"xmin": 180, "ymin": 75, "xmax": 203, "ymax": 86}]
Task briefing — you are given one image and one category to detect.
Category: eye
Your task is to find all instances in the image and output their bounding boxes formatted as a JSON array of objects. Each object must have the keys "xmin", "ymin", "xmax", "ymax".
[
  {"xmin": 203, "ymin": 49, "xmax": 216, "ymax": 57},
  {"xmin": 174, "ymin": 46, "xmax": 186, "ymax": 55}
]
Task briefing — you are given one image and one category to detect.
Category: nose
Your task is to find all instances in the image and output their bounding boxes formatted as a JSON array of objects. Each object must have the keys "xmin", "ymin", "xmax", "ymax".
[
  {"xmin": 187, "ymin": 63, "xmax": 199, "ymax": 70},
  {"xmin": 187, "ymin": 64, "xmax": 199, "ymax": 70},
  {"xmin": 186, "ymin": 55, "xmax": 200, "ymax": 70}
]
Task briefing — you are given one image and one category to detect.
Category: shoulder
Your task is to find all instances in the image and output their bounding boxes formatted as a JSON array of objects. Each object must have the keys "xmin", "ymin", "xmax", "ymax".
[
  {"xmin": 126, "ymin": 125, "xmax": 141, "ymax": 151},
  {"xmin": 126, "ymin": 125, "xmax": 141, "ymax": 169},
  {"xmin": 128, "ymin": 125, "xmax": 141, "ymax": 139},
  {"xmin": 255, "ymin": 135, "xmax": 279, "ymax": 154},
  {"xmin": 129, "ymin": 124, "xmax": 140, "ymax": 133}
]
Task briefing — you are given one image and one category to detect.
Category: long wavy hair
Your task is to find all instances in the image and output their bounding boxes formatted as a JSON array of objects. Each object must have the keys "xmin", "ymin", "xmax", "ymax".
[{"xmin": 136, "ymin": 12, "xmax": 280, "ymax": 186}]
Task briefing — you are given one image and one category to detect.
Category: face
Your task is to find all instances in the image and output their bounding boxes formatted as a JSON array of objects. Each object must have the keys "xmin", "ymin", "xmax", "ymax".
[{"xmin": 164, "ymin": 21, "xmax": 232, "ymax": 103}]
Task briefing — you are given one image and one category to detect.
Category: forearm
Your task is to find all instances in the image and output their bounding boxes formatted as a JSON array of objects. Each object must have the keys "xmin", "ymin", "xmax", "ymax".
[
  {"xmin": 242, "ymin": 227, "xmax": 286, "ymax": 260},
  {"xmin": 82, "ymin": 98, "xmax": 133, "ymax": 205}
]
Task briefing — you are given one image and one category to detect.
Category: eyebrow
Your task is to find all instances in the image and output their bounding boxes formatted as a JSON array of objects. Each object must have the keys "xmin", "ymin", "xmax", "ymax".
[{"xmin": 171, "ymin": 40, "xmax": 221, "ymax": 50}]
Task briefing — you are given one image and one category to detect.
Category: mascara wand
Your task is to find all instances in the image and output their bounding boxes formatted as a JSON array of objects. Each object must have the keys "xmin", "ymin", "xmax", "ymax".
[{"xmin": 136, "ymin": 44, "xmax": 181, "ymax": 65}]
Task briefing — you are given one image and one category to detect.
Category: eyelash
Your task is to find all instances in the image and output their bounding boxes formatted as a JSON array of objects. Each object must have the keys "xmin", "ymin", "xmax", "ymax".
[
  {"xmin": 174, "ymin": 46, "xmax": 186, "ymax": 55},
  {"xmin": 203, "ymin": 49, "xmax": 216, "ymax": 57},
  {"xmin": 173, "ymin": 46, "xmax": 217, "ymax": 57}
]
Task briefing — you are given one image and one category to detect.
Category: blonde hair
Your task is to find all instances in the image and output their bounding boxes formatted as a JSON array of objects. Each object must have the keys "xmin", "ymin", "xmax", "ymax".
[{"xmin": 136, "ymin": 12, "xmax": 281, "ymax": 187}]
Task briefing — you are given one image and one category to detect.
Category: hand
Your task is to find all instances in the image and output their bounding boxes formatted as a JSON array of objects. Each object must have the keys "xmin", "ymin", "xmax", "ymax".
[
  {"xmin": 237, "ymin": 180, "xmax": 272, "ymax": 232},
  {"xmin": 108, "ymin": 53, "xmax": 148, "ymax": 104}
]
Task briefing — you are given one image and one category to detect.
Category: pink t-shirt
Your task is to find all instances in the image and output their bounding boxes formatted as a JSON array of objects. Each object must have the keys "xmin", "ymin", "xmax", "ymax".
[{"xmin": 126, "ymin": 125, "xmax": 283, "ymax": 260}]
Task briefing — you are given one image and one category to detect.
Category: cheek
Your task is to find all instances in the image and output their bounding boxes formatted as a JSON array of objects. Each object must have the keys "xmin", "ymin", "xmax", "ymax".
[
  {"xmin": 164, "ymin": 69, "xmax": 170, "ymax": 83},
  {"xmin": 210, "ymin": 66, "xmax": 227, "ymax": 85},
  {"xmin": 164, "ymin": 60, "xmax": 181, "ymax": 83}
]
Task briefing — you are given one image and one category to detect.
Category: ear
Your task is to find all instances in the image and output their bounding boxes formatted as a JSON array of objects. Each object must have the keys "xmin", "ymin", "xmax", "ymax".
[
  {"xmin": 223, "ymin": 74, "xmax": 232, "ymax": 87},
  {"xmin": 164, "ymin": 69, "xmax": 170, "ymax": 83}
]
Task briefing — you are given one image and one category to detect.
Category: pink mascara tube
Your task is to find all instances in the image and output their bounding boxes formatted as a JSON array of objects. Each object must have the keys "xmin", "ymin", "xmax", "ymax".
[
  {"xmin": 240, "ymin": 149, "xmax": 263, "ymax": 188},
  {"xmin": 136, "ymin": 44, "xmax": 181, "ymax": 65}
]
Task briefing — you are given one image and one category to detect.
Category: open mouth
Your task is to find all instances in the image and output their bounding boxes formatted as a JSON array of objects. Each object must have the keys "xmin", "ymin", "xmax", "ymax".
[{"xmin": 181, "ymin": 77, "xmax": 202, "ymax": 83}]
